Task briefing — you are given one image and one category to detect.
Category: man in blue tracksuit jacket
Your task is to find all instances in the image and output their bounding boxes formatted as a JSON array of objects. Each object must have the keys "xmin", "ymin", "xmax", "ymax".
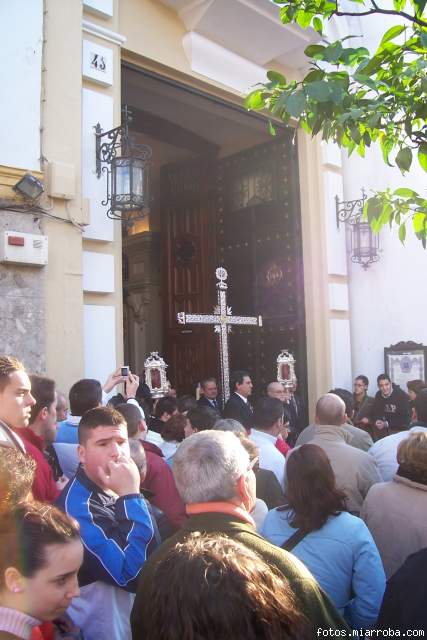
[{"xmin": 57, "ymin": 405, "xmax": 157, "ymax": 640}]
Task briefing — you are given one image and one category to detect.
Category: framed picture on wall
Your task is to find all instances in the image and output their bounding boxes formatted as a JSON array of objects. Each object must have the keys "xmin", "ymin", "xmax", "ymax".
[{"xmin": 384, "ymin": 341, "xmax": 427, "ymax": 391}]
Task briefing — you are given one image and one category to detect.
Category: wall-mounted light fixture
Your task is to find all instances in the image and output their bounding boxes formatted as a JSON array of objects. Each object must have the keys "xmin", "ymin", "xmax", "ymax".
[
  {"xmin": 13, "ymin": 174, "xmax": 44, "ymax": 201},
  {"xmin": 335, "ymin": 188, "xmax": 380, "ymax": 270},
  {"xmin": 94, "ymin": 106, "xmax": 152, "ymax": 224}
]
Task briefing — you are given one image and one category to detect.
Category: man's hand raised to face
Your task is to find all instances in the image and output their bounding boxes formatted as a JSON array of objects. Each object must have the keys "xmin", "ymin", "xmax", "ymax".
[{"xmin": 98, "ymin": 456, "xmax": 141, "ymax": 496}]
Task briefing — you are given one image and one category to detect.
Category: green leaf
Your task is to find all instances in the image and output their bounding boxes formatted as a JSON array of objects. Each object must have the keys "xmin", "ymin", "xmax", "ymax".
[
  {"xmin": 395, "ymin": 147, "xmax": 413, "ymax": 173},
  {"xmin": 340, "ymin": 47, "xmax": 370, "ymax": 66},
  {"xmin": 418, "ymin": 143, "xmax": 427, "ymax": 172},
  {"xmin": 353, "ymin": 74, "xmax": 378, "ymax": 91},
  {"xmin": 313, "ymin": 17, "xmax": 323, "ymax": 35},
  {"xmin": 394, "ymin": 188, "xmax": 418, "ymax": 197},
  {"xmin": 268, "ymin": 120, "xmax": 277, "ymax": 136},
  {"xmin": 323, "ymin": 42, "xmax": 343, "ymax": 63},
  {"xmin": 393, "ymin": 0, "xmax": 406, "ymax": 9},
  {"xmin": 412, "ymin": 0, "xmax": 427, "ymax": 15},
  {"xmin": 285, "ymin": 90, "xmax": 307, "ymax": 118},
  {"xmin": 398, "ymin": 223, "xmax": 407, "ymax": 244},
  {"xmin": 304, "ymin": 70, "xmax": 325, "ymax": 83},
  {"xmin": 267, "ymin": 70, "xmax": 286, "ymax": 86},
  {"xmin": 245, "ymin": 90, "xmax": 265, "ymax": 111},
  {"xmin": 413, "ymin": 212, "xmax": 426, "ymax": 233},
  {"xmin": 304, "ymin": 44, "xmax": 326, "ymax": 58},
  {"xmin": 365, "ymin": 197, "xmax": 383, "ymax": 222},
  {"xmin": 300, "ymin": 119, "xmax": 311, "ymax": 135},
  {"xmin": 380, "ymin": 134, "xmax": 395, "ymax": 166},
  {"xmin": 296, "ymin": 10, "xmax": 314, "ymax": 29},
  {"xmin": 306, "ymin": 81, "xmax": 331, "ymax": 101},
  {"xmin": 379, "ymin": 203, "xmax": 393, "ymax": 225},
  {"xmin": 372, "ymin": 215, "xmax": 385, "ymax": 233},
  {"xmin": 379, "ymin": 25, "xmax": 406, "ymax": 47}
]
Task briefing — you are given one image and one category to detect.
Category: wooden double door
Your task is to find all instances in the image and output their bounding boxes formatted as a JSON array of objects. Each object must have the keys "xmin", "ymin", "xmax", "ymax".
[{"xmin": 161, "ymin": 132, "xmax": 307, "ymax": 400}]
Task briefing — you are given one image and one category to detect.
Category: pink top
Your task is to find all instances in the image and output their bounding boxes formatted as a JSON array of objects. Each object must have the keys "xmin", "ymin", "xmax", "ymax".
[{"xmin": 0, "ymin": 607, "xmax": 40, "ymax": 639}]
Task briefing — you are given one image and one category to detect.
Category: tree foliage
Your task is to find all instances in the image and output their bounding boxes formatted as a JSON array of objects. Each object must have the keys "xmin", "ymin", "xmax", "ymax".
[{"xmin": 245, "ymin": 0, "xmax": 427, "ymax": 244}]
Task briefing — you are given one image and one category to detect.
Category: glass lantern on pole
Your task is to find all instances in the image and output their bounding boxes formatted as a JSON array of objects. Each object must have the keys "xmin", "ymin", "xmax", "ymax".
[
  {"xmin": 144, "ymin": 352, "xmax": 170, "ymax": 399},
  {"xmin": 276, "ymin": 350, "xmax": 297, "ymax": 389}
]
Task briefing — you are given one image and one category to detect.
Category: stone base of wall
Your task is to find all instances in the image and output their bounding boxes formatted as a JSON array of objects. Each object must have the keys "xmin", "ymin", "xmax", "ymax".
[{"xmin": 0, "ymin": 210, "xmax": 45, "ymax": 374}]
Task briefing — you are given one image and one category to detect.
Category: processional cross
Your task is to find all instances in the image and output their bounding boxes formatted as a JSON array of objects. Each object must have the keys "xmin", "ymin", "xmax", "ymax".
[{"xmin": 177, "ymin": 267, "xmax": 263, "ymax": 404}]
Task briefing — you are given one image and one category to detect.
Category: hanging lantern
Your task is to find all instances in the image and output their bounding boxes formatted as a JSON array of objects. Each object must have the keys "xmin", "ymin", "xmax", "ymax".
[
  {"xmin": 335, "ymin": 189, "xmax": 381, "ymax": 270},
  {"xmin": 95, "ymin": 106, "xmax": 152, "ymax": 225},
  {"xmin": 350, "ymin": 221, "xmax": 380, "ymax": 270}
]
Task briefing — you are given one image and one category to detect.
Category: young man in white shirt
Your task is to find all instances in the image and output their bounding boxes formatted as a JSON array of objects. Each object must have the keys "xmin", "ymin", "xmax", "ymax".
[{"xmin": 250, "ymin": 397, "xmax": 286, "ymax": 489}]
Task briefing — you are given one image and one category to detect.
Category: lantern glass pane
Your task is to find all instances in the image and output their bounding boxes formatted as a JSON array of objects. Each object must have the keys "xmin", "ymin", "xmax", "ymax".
[
  {"xmin": 358, "ymin": 223, "xmax": 372, "ymax": 257},
  {"xmin": 115, "ymin": 162, "xmax": 131, "ymax": 197},
  {"xmin": 132, "ymin": 160, "xmax": 144, "ymax": 198}
]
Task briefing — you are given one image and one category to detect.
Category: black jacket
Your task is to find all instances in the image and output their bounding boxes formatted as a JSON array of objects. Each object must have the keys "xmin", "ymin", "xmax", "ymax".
[
  {"xmin": 223, "ymin": 392, "xmax": 254, "ymax": 430},
  {"xmin": 197, "ymin": 395, "xmax": 222, "ymax": 415},
  {"xmin": 371, "ymin": 384, "xmax": 410, "ymax": 429},
  {"xmin": 377, "ymin": 547, "xmax": 427, "ymax": 631},
  {"xmin": 255, "ymin": 468, "xmax": 286, "ymax": 509}
]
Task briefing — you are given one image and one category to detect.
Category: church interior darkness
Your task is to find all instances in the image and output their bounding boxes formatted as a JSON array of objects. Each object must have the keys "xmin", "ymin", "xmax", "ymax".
[{"xmin": 121, "ymin": 64, "xmax": 307, "ymax": 400}]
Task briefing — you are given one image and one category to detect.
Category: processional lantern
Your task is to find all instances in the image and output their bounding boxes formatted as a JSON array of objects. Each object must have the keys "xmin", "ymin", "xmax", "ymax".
[
  {"xmin": 144, "ymin": 351, "xmax": 170, "ymax": 399},
  {"xmin": 94, "ymin": 106, "xmax": 152, "ymax": 225},
  {"xmin": 276, "ymin": 350, "xmax": 296, "ymax": 389},
  {"xmin": 335, "ymin": 188, "xmax": 380, "ymax": 270}
]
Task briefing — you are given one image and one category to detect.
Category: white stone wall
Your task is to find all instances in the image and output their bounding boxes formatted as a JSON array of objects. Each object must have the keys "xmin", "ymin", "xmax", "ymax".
[
  {"xmin": 344, "ymin": 145, "xmax": 427, "ymax": 388},
  {"xmin": 0, "ymin": 1, "xmax": 45, "ymax": 372},
  {"xmin": 81, "ymin": 11, "xmax": 125, "ymax": 385},
  {"xmin": 0, "ymin": 0, "xmax": 43, "ymax": 170},
  {"xmin": 336, "ymin": 10, "xmax": 427, "ymax": 390}
]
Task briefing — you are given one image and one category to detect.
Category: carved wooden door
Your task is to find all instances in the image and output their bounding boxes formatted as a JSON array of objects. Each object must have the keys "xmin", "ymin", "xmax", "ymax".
[
  {"xmin": 216, "ymin": 132, "xmax": 307, "ymax": 403},
  {"xmin": 161, "ymin": 157, "xmax": 217, "ymax": 394}
]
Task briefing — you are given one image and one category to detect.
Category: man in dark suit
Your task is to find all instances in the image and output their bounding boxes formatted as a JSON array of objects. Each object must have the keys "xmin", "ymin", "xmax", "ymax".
[
  {"xmin": 223, "ymin": 370, "xmax": 254, "ymax": 432},
  {"xmin": 197, "ymin": 377, "xmax": 221, "ymax": 415}
]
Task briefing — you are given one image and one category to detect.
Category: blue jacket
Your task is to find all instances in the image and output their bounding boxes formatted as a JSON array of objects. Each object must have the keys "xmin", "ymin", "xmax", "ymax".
[
  {"xmin": 261, "ymin": 509, "xmax": 385, "ymax": 629},
  {"xmin": 56, "ymin": 418, "xmax": 79, "ymax": 444},
  {"xmin": 57, "ymin": 465, "xmax": 157, "ymax": 591}
]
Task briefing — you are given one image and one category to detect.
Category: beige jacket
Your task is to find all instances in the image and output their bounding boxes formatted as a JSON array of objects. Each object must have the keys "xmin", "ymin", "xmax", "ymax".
[
  {"xmin": 296, "ymin": 422, "xmax": 373, "ymax": 452},
  {"xmin": 308, "ymin": 425, "xmax": 381, "ymax": 514},
  {"xmin": 360, "ymin": 475, "xmax": 427, "ymax": 578}
]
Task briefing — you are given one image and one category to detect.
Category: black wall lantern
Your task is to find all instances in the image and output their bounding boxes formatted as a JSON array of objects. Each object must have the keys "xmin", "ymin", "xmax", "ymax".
[
  {"xmin": 335, "ymin": 189, "xmax": 380, "ymax": 270},
  {"xmin": 94, "ymin": 106, "xmax": 152, "ymax": 224}
]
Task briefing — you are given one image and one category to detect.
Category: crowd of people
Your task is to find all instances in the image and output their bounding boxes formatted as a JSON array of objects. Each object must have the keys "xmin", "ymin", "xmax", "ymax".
[{"xmin": 1, "ymin": 354, "xmax": 427, "ymax": 639}]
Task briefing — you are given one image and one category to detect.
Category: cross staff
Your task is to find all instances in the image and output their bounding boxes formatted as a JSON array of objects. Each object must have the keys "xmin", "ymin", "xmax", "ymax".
[{"xmin": 177, "ymin": 267, "xmax": 263, "ymax": 404}]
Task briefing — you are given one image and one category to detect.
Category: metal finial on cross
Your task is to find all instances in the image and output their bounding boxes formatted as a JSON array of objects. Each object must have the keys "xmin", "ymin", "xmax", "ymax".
[{"xmin": 177, "ymin": 267, "xmax": 263, "ymax": 404}]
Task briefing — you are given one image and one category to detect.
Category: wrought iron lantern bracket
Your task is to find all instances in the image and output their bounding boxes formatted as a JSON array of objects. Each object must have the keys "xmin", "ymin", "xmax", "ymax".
[
  {"xmin": 95, "ymin": 122, "xmax": 126, "ymax": 179},
  {"xmin": 335, "ymin": 188, "xmax": 367, "ymax": 227}
]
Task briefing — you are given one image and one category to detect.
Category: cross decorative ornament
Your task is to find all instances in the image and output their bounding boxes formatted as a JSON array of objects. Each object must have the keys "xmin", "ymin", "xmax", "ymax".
[{"xmin": 177, "ymin": 267, "xmax": 263, "ymax": 404}]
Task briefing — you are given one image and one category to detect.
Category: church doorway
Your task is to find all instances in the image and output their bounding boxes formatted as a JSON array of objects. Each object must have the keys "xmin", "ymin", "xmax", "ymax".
[{"xmin": 122, "ymin": 64, "xmax": 307, "ymax": 401}]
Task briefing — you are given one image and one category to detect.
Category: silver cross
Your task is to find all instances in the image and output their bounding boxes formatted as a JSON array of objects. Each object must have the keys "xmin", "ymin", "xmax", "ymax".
[{"xmin": 177, "ymin": 267, "xmax": 263, "ymax": 403}]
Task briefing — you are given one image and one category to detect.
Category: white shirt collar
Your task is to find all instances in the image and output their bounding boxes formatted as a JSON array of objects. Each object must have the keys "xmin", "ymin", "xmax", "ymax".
[
  {"xmin": 251, "ymin": 428, "xmax": 277, "ymax": 444},
  {"xmin": 235, "ymin": 392, "xmax": 249, "ymax": 404}
]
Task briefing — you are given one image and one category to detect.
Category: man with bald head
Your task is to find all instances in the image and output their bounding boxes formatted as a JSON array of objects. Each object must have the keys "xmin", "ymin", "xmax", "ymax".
[{"xmin": 303, "ymin": 393, "xmax": 381, "ymax": 514}]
